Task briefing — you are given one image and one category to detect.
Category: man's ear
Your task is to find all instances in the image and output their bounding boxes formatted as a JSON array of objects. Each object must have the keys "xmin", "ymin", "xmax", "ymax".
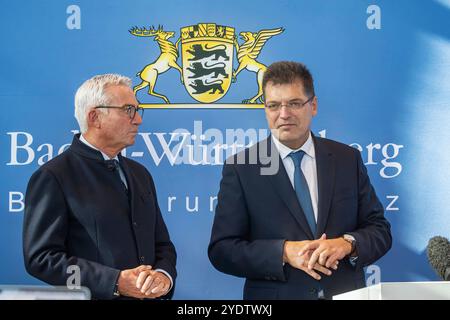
[
  {"xmin": 311, "ymin": 96, "xmax": 318, "ymax": 117},
  {"xmin": 87, "ymin": 108, "xmax": 101, "ymax": 128}
]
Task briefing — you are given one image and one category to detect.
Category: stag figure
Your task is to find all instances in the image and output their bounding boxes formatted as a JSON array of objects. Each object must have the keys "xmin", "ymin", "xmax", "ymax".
[{"xmin": 130, "ymin": 25, "xmax": 183, "ymax": 103}]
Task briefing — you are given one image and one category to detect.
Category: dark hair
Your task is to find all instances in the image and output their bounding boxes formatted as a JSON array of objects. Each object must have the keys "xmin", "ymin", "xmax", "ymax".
[{"xmin": 262, "ymin": 61, "xmax": 315, "ymax": 97}]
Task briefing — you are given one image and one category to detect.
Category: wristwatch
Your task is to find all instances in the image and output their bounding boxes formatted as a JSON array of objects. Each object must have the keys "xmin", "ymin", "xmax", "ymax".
[
  {"xmin": 342, "ymin": 234, "xmax": 356, "ymax": 256},
  {"xmin": 113, "ymin": 281, "xmax": 120, "ymax": 297}
]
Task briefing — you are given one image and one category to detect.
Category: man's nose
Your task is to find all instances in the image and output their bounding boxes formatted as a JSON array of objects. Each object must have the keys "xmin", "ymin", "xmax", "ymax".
[
  {"xmin": 133, "ymin": 112, "xmax": 143, "ymax": 125},
  {"xmin": 279, "ymin": 105, "xmax": 291, "ymax": 118}
]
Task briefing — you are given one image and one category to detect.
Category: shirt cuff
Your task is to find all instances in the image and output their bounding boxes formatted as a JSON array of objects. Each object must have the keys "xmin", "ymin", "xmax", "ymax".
[{"xmin": 349, "ymin": 256, "xmax": 358, "ymax": 266}]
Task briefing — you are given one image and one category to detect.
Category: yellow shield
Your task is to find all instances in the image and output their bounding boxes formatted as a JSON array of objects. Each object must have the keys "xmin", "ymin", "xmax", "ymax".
[{"xmin": 181, "ymin": 23, "xmax": 234, "ymax": 103}]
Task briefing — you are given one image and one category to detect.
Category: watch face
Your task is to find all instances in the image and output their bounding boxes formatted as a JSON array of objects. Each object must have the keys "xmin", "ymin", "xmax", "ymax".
[
  {"xmin": 343, "ymin": 235, "xmax": 355, "ymax": 254},
  {"xmin": 344, "ymin": 235, "xmax": 355, "ymax": 243}
]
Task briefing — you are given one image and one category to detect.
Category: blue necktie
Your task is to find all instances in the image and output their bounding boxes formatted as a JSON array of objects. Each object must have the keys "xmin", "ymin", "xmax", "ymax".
[{"xmin": 289, "ymin": 151, "xmax": 316, "ymax": 236}]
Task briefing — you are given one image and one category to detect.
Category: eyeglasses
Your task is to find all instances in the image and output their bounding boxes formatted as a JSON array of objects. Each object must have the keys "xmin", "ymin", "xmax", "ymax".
[
  {"xmin": 95, "ymin": 104, "xmax": 144, "ymax": 120},
  {"xmin": 265, "ymin": 95, "xmax": 315, "ymax": 111}
]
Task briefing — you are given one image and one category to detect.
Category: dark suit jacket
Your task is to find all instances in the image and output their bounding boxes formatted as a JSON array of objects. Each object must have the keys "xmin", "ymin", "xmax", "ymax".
[
  {"xmin": 23, "ymin": 134, "xmax": 176, "ymax": 299},
  {"xmin": 208, "ymin": 135, "xmax": 391, "ymax": 299}
]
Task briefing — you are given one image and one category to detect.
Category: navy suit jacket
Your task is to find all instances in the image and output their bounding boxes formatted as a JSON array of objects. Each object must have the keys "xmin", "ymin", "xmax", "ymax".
[
  {"xmin": 208, "ymin": 135, "xmax": 391, "ymax": 299},
  {"xmin": 23, "ymin": 134, "xmax": 176, "ymax": 299}
]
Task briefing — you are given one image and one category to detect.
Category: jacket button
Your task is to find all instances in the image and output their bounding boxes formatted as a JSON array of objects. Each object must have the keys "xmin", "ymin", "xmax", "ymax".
[
  {"xmin": 309, "ymin": 288, "xmax": 317, "ymax": 294},
  {"xmin": 133, "ymin": 222, "xmax": 138, "ymax": 227},
  {"xmin": 140, "ymin": 256, "xmax": 145, "ymax": 262}
]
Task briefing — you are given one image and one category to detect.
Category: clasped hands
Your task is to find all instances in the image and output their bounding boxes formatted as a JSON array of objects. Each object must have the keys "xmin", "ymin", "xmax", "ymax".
[
  {"xmin": 117, "ymin": 265, "xmax": 171, "ymax": 299},
  {"xmin": 283, "ymin": 234, "xmax": 353, "ymax": 280}
]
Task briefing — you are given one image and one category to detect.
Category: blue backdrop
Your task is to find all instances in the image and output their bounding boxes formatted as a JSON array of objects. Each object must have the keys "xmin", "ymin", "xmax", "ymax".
[{"xmin": 1, "ymin": 0, "xmax": 449, "ymax": 299}]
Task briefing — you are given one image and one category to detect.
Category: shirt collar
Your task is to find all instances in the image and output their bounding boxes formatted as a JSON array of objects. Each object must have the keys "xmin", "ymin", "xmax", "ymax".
[
  {"xmin": 79, "ymin": 134, "xmax": 119, "ymax": 161},
  {"xmin": 271, "ymin": 131, "xmax": 315, "ymax": 160}
]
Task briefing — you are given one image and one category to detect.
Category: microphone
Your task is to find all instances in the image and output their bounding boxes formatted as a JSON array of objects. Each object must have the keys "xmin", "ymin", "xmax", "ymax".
[{"xmin": 426, "ymin": 236, "xmax": 450, "ymax": 281}]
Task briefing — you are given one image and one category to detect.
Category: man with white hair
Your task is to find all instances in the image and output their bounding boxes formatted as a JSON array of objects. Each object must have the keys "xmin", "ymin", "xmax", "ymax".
[{"xmin": 23, "ymin": 74, "xmax": 177, "ymax": 299}]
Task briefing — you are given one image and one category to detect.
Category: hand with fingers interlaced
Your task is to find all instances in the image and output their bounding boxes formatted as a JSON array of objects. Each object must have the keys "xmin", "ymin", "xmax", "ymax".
[
  {"xmin": 297, "ymin": 234, "xmax": 353, "ymax": 272},
  {"xmin": 283, "ymin": 234, "xmax": 339, "ymax": 280},
  {"xmin": 117, "ymin": 265, "xmax": 171, "ymax": 299},
  {"xmin": 135, "ymin": 266, "xmax": 172, "ymax": 299}
]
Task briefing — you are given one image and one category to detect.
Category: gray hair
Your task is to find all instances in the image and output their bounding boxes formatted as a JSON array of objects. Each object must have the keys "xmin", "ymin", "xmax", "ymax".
[{"xmin": 74, "ymin": 74, "xmax": 132, "ymax": 133}]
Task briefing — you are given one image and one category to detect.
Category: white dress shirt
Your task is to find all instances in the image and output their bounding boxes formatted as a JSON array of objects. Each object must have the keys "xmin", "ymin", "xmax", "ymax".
[{"xmin": 271, "ymin": 132, "xmax": 319, "ymax": 223}]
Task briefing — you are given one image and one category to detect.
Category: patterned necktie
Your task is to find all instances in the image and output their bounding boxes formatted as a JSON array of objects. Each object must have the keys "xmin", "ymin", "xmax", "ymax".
[{"xmin": 288, "ymin": 150, "xmax": 316, "ymax": 236}]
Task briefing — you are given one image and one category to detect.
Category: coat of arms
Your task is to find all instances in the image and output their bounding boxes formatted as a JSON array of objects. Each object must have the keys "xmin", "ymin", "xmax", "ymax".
[{"xmin": 130, "ymin": 23, "xmax": 284, "ymax": 108}]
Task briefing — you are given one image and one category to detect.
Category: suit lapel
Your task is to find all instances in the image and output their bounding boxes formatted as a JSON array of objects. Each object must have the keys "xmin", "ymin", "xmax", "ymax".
[
  {"xmin": 313, "ymin": 137, "xmax": 335, "ymax": 238},
  {"xmin": 260, "ymin": 137, "xmax": 315, "ymax": 239}
]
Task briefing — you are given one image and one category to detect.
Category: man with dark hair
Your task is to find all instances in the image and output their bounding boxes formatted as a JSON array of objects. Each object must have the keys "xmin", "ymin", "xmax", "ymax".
[
  {"xmin": 23, "ymin": 74, "xmax": 177, "ymax": 299},
  {"xmin": 209, "ymin": 61, "xmax": 392, "ymax": 299},
  {"xmin": 262, "ymin": 61, "xmax": 315, "ymax": 98}
]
